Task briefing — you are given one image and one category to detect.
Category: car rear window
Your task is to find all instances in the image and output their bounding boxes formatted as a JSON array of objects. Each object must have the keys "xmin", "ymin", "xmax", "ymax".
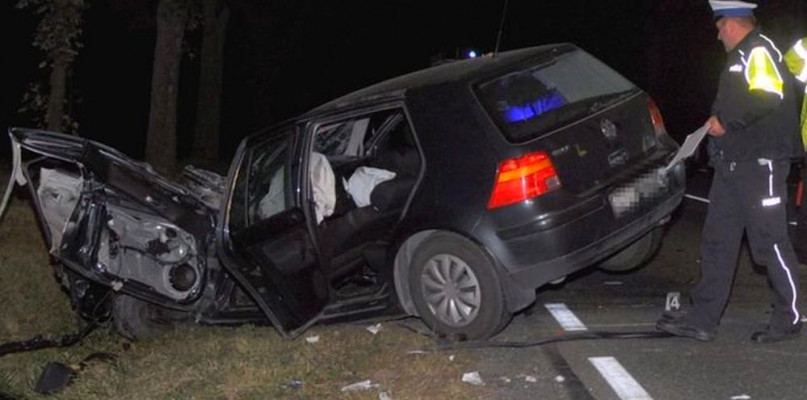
[{"xmin": 475, "ymin": 49, "xmax": 638, "ymax": 143}]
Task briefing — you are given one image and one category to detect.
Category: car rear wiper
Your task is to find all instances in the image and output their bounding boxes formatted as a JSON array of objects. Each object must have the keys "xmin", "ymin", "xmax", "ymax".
[{"xmin": 587, "ymin": 89, "xmax": 640, "ymax": 113}]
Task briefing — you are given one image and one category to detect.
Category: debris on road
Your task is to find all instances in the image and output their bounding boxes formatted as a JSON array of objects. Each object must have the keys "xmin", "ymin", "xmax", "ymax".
[
  {"xmin": 366, "ymin": 323, "xmax": 382, "ymax": 335},
  {"xmin": 280, "ymin": 379, "xmax": 304, "ymax": 390},
  {"xmin": 462, "ymin": 371, "xmax": 485, "ymax": 386},
  {"xmin": 341, "ymin": 380, "xmax": 380, "ymax": 392},
  {"xmin": 555, "ymin": 375, "xmax": 566, "ymax": 383}
]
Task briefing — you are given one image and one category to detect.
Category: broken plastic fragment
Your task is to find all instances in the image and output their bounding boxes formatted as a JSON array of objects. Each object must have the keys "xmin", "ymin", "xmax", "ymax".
[
  {"xmin": 341, "ymin": 380, "xmax": 379, "ymax": 392},
  {"xmin": 111, "ymin": 281, "xmax": 123, "ymax": 291},
  {"xmin": 555, "ymin": 375, "xmax": 565, "ymax": 383},
  {"xmin": 462, "ymin": 371, "xmax": 485, "ymax": 386},
  {"xmin": 305, "ymin": 335, "xmax": 320, "ymax": 344},
  {"xmin": 280, "ymin": 379, "xmax": 304, "ymax": 390},
  {"xmin": 366, "ymin": 323, "xmax": 382, "ymax": 335}
]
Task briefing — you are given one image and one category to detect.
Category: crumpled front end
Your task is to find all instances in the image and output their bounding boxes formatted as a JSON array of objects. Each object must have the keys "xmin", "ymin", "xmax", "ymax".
[{"xmin": 8, "ymin": 128, "xmax": 217, "ymax": 307}]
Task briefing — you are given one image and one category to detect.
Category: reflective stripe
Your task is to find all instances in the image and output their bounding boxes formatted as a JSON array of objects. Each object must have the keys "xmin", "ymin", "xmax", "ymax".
[
  {"xmin": 773, "ymin": 244, "xmax": 801, "ymax": 325},
  {"xmin": 760, "ymin": 159, "xmax": 800, "ymax": 325},
  {"xmin": 793, "ymin": 39, "xmax": 807, "ymax": 82},
  {"xmin": 744, "ymin": 46, "xmax": 784, "ymax": 98},
  {"xmin": 785, "ymin": 39, "xmax": 807, "ymax": 83},
  {"xmin": 762, "ymin": 197, "xmax": 781, "ymax": 207},
  {"xmin": 758, "ymin": 158, "xmax": 773, "ymax": 195},
  {"xmin": 759, "ymin": 159, "xmax": 779, "ymax": 207},
  {"xmin": 759, "ymin": 34, "xmax": 783, "ymax": 62}
]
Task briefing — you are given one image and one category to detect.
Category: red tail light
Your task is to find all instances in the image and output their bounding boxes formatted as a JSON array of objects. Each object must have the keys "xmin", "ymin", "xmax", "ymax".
[
  {"xmin": 488, "ymin": 151, "xmax": 561, "ymax": 209},
  {"xmin": 647, "ymin": 97, "xmax": 667, "ymax": 136}
]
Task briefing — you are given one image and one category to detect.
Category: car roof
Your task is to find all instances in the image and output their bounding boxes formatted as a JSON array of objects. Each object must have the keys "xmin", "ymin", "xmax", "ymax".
[{"xmin": 301, "ymin": 43, "xmax": 575, "ymax": 117}]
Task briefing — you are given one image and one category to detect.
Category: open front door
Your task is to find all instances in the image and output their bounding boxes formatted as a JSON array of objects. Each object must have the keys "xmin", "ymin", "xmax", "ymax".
[{"xmin": 217, "ymin": 127, "xmax": 329, "ymax": 337}]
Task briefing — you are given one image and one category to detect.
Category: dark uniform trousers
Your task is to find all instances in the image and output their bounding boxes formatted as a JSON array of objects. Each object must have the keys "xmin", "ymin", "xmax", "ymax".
[{"xmin": 690, "ymin": 158, "xmax": 801, "ymax": 332}]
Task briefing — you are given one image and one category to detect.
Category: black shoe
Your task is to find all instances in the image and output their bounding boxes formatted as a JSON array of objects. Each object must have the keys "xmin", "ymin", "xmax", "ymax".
[
  {"xmin": 751, "ymin": 322, "xmax": 802, "ymax": 343},
  {"xmin": 656, "ymin": 316, "xmax": 714, "ymax": 342}
]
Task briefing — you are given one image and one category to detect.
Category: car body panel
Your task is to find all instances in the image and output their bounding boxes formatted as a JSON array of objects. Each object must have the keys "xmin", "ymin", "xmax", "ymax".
[{"xmin": 217, "ymin": 130, "xmax": 330, "ymax": 337}]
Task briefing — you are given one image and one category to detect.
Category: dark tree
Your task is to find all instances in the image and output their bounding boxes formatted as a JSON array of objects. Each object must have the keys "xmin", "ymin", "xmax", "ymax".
[
  {"xmin": 191, "ymin": 0, "xmax": 229, "ymax": 164},
  {"xmin": 17, "ymin": 0, "xmax": 85, "ymax": 133},
  {"xmin": 145, "ymin": 0, "xmax": 192, "ymax": 174}
]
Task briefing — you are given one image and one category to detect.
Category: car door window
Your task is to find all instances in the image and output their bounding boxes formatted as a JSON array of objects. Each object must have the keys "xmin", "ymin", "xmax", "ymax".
[{"xmin": 229, "ymin": 132, "xmax": 293, "ymax": 232}]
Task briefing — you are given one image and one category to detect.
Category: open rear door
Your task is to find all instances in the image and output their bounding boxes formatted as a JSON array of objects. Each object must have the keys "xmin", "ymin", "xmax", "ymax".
[{"xmin": 217, "ymin": 128, "xmax": 329, "ymax": 337}]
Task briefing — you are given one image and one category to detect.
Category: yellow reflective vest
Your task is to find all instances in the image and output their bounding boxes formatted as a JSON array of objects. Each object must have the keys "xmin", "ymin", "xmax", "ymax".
[{"xmin": 785, "ymin": 38, "xmax": 807, "ymax": 151}]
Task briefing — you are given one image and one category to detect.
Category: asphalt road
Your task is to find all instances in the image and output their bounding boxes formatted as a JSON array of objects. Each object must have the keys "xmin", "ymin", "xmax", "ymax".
[{"xmin": 460, "ymin": 170, "xmax": 807, "ymax": 400}]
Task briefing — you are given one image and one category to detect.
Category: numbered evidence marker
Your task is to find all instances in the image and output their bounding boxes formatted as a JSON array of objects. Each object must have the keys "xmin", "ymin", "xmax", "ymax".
[{"xmin": 665, "ymin": 292, "xmax": 681, "ymax": 312}]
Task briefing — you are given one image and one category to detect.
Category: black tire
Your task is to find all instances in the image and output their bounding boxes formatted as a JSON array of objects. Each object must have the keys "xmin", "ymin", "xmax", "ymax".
[
  {"xmin": 598, "ymin": 226, "xmax": 664, "ymax": 272},
  {"xmin": 112, "ymin": 295, "xmax": 173, "ymax": 340},
  {"xmin": 409, "ymin": 233, "xmax": 512, "ymax": 340}
]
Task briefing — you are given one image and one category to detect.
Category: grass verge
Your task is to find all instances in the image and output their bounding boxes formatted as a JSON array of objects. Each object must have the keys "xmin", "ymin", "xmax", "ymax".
[{"xmin": 0, "ymin": 197, "xmax": 487, "ymax": 399}]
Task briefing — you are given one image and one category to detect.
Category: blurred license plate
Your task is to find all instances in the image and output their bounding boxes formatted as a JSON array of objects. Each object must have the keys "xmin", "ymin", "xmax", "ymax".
[{"xmin": 609, "ymin": 169, "xmax": 667, "ymax": 216}]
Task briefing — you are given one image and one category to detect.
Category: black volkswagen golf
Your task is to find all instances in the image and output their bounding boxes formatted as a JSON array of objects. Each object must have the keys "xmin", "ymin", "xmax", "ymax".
[{"xmin": 7, "ymin": 43, "xmax": 685, "ymax": 340}]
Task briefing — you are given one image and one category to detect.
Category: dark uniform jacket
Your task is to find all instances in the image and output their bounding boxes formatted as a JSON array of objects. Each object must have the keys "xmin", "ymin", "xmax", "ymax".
[{"xmin": 709, "ymin": 28, "xmax": 801, "ymax": 163}]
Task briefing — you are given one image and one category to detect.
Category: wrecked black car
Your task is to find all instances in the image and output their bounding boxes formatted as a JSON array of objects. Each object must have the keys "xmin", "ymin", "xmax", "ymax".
[{"xmin": 5, "ymin": 44, "xmax": 685, "ymax": 340}]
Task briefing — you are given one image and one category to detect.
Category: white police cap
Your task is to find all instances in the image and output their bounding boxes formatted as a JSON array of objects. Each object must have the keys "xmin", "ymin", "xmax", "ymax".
[{"xmin": 708, "ymin": 1, "xmax": 758, "ymax": 18}]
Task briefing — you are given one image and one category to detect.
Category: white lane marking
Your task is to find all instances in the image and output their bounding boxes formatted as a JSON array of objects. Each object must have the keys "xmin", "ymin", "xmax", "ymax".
[
  {"xmin": 544, "ymin": 303, "xmax": 587, "ymax": 331},
  {"xmin": 684, "ymin": 193, "xmax": 710, "ymax": 203},
  {"xmin": 589, "ymin": 357, "xmax": 653, "ymax": 400}
]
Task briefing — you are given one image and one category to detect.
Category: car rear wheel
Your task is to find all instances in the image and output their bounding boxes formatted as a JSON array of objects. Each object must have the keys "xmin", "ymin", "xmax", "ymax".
[
  {"xmin": 598, "ymin": 226, "xmax": 663, "ymax": 272},
  {"xmin": 409, "ymin": 233, "xmax": 511, "ymax": 340}
]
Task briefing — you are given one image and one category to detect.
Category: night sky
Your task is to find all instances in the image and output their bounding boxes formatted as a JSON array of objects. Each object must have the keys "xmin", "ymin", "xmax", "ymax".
[{"xmin": 2, "ymin": 0, "xmax": 805, "ymax": 166}]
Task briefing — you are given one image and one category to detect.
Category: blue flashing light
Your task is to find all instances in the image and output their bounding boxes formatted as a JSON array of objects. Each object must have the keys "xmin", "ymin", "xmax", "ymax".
[{"xmin": 503, "ymin": 92, "xmax": 566, "ymax": 123}]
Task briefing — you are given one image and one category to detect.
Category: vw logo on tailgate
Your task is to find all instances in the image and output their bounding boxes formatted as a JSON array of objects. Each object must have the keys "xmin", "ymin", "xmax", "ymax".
[{"xmin": 600, "ymin": 118, "xmax": 617, "ymax": 141}]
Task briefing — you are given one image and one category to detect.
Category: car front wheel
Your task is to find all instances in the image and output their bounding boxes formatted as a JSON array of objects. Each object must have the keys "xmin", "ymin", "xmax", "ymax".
[
  {"xmin": 112, "ymin": 294, "xmax": 175, "ymax": 340},
  {"xmin": 409, "ymin": 233, "xmax": 511, "ymax": 340}
]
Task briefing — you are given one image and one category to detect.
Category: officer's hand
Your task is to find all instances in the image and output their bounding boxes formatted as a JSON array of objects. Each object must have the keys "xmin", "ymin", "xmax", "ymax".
[{"xmin": 705, "ymin": 116, "xmax": 725, "ymax": 136}]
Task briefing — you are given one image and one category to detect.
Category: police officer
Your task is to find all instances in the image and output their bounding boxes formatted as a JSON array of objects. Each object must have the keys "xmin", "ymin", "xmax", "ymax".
[
  {"xmin": 785, "ymin": 38, "xmax": 807, "ymax": 261},
  {"xmin": 784, "ymin": 38, "xmax": 807, "ymax": 143},
  {"xmin": 657, "ymin": 0, "xmax": 803, "ymax": 343}
]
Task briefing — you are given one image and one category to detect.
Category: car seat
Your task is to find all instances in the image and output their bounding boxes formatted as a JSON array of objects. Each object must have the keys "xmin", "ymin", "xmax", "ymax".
[{"xmin": 318, "ymin": 142, "xmax": 420, "ymax": 277}]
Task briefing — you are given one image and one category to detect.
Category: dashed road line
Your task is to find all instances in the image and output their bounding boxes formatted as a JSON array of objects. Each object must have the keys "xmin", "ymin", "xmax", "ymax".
[
  {"xmin": 589, "ymin": 357, "xmax": 653, "ymax": 400},
  {"xmin": 544, "ymin": 303, "xmax": 588, "ymax": 331},
  {"xmin": 545, "ymin": 303, "xmax": 653, "ymax": 400}
]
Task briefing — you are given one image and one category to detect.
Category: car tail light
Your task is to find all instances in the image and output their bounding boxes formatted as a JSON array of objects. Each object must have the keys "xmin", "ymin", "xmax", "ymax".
[
  {"xmin": 647, "ymin": 97, "xmax": 667, "ymax": 136},
  {"xmin": 488, "ymin": 151, "xmax": 561, "ymax": 209}
]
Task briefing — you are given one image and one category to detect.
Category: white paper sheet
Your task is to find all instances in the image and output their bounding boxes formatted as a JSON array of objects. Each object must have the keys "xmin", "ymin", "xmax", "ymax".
[{"xmin": 665, "ymin": 125, "xmax": 709, "ymax": 172}]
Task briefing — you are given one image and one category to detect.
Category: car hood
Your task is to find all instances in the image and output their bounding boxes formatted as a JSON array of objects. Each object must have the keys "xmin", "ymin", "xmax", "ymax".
[{"xmin": 8, "ymin": 128, "xmax": 225, "ymax": 214}]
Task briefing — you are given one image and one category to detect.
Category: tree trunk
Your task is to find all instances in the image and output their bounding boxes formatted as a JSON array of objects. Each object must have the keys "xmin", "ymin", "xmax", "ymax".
[
  {"xmin": 46, "ymin": 56, "xmax": 68, "ymax": 132},
  {"xmin": 192, "ymin": 0, "xmax": 229, "ymax": 163},
  {"xmin": 145, "ymin": 0, "xmax": 189, "ymax": 175}
]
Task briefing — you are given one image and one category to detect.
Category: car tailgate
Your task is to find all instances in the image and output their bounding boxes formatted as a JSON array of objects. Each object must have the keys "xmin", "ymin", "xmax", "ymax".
[{"xmin": 544, "ymin": 94, "xmax": 664, "ymax": 195}]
